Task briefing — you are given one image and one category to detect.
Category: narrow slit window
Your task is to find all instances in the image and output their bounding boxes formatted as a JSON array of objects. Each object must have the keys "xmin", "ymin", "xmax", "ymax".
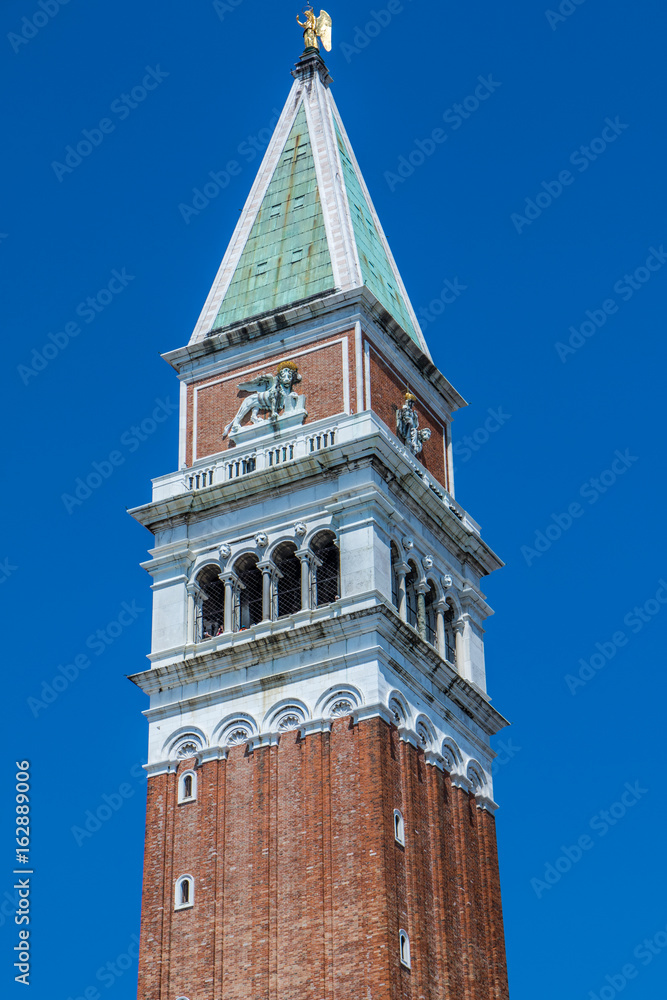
[
  {"xmin": 393, "ymin": 809, "xmax": 405, "ymax": 846},
  {"xmin": 399, "ymin": 930, "xmax": 411, "ymax": 968},
  {"xmin": 175, "ymin": 875, "xmax": 194, "ymax": 910},
  {"xmin": 178, "ymin": 770, "xmax": 196, "ymax": 803}
]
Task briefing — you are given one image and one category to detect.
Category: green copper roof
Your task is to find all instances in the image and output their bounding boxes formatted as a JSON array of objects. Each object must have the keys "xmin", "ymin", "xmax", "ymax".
[
  {"xmin": 333, "ymin": 120, "xmax": 419, "ymax": 346},
  {"xmin": 213, "ymin": 105, "xmax": 334, "ymax": 329}
]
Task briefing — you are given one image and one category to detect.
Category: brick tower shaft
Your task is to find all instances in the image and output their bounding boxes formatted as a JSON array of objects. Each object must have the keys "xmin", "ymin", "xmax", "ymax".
[{"xmin": 130, "ymin": 43, "xmax": 511, "ymax": 1000}]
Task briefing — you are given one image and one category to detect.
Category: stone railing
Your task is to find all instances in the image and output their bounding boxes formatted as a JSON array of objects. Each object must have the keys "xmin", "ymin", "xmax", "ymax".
[
  {"xmin": 151, "ymin": 419, "xmax": 341, "ymax": 501},
  {"xmin": 150, "ymin": 414, "xmax": 479, "ymax": 538}
]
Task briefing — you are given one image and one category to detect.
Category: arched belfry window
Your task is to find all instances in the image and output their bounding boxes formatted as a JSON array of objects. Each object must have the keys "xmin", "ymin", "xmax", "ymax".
[
  {"xmin": 393, "ymin": 809, "xmax": 405, "ymax": 846},
  {"xmin": 175, "ymin": 875, "xmax": 194, "ymax": 910},
  {"xmin": 311, "ymin": 531, "xmax": 339, "ymax": 606},
  {"xmin": 195, "ymin": 565, "xmax": 225, "ymax": 641},
  {"xmin": 405, "ymin": 561, "xmax": 419, "ymax": 630},
  {"xmin": 234, "ymin": 554, "xmax": 263, "ymax": 630},
  {"xmin": 273, "ymin": 542, "xmax": 301, "ymax": 618}
]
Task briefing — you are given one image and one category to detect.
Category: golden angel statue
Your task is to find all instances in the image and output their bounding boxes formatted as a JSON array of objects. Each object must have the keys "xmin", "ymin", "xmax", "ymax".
[{"xmin": 296, "ymin": 6, "xmax": 332, "ymax": 52}]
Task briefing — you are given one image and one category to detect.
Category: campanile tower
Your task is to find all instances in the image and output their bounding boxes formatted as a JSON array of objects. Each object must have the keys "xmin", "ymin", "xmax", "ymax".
[{"xmin": 130, "ymin": 35, "xmax": 511, "ymax": 1000}]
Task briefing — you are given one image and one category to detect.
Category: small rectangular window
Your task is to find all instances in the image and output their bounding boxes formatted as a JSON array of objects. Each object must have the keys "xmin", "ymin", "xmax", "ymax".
[
  {"xmin": 292, "ymin": 195, "xmax": 305, "ymax": 211},
  {"xmin": 256, "ymin": 260, "xmax": 269, "ymax": 275},
  {"xmin": 270, "ymin": 203, "xmax": 281, "ymax": 218},
  {"xmin": 292, "ymin": 248, "xmax": 304, "ymax": 263}
]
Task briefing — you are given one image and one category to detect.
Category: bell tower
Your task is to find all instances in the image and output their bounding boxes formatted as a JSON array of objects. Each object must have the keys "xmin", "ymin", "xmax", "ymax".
[{"xmin": 130, "ymin": 38, "xmax": 510, "ymax": 1000}]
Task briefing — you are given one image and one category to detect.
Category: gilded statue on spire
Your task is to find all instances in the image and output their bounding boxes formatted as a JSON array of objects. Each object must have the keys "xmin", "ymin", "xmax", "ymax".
[{"xmin": 296, "ymin": 6, "xmax": 332, "ymax": 52}]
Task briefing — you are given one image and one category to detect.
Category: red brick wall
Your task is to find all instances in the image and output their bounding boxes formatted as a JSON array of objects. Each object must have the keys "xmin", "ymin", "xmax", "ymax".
[
  {"xmin": 364, "ymin": 339, "xmax": 449, "ymax": 490},
  {"xmin": 185, "ymin": 332, "xmax": 356, "ymax": 465},
  {"xmin": 136, "ymin": 718, "xmax": 509, "ymax": 1000}
]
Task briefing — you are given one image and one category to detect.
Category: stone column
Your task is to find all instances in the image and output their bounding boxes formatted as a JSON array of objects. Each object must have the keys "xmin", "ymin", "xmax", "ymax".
[
  {"xmin": 395, "ymin": 561, "xmax": 409, "ymax": 622},
  {"xmin": 416, "ymin": 583, "xmax": 428, "ymax": 641},
  {"xmin": 454, "ymin": 618, "xmax": 466, "ymax": 672},
  {"xmin": 435, "ymin": 599, "xmax": 447, "ymax": 658},
  {"xmin": 298, "ymin": 550, "xmax": 311, "ymax": 611},
  {"xmin": 186, "ymin": 582, "xmax": 203, "ymax": 643},
  {"xmin": 258, "ymin": 561, "xmax": 274, "ymax": 621},
  {"xmin": 221, "ymin": 573, "xmax": 238, "ymax": 634}
]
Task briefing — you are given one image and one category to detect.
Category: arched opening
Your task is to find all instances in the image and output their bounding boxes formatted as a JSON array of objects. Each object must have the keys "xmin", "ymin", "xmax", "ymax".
[
  {"xmin": 311, "ymin": 531, "xmax": 339, "ymax": 606},
  {"xmin": 405, "ymin": 560, "xmax": 419, "ymax": 630},
  {"xmin": 178, "ymin": 770, "xmax": 196, "ymax": 803},
  {"xmin": 195, "ymin": 565, "xmax": 225, "ymax": 641},
  {"xmin": 273, "ymin": 542, "xmax": 301, "ymax": 618},
  {"xmin": 424, "ymin": 580, "xmax": 437, "ymax": 647},
  {"xmin": 393, "ymin": 808, "xmax": 405, "ymax": 846},
  {"xmin": 390, "ymin": 542, "xmax": 401, "ymax": 608},
  {"xmin": 234, "ymin": 554, "xmax": 263, "ymax": 630},
  {"xmin": 444, "ymin": 601, "xmax": 457, "ymax": 664},
  {"xmin": 175, "ymin": 875, "xmax": 194, "ymax": 910},
  {"xmin": 399, "ymin": 930, "xmax": 411, "ymax": 968}
]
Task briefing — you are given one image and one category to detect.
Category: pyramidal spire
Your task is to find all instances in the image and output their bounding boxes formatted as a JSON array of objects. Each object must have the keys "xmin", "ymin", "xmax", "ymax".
[{"xmin": 190, "ymin": 48, "xmax": 431, "ymax": 357}]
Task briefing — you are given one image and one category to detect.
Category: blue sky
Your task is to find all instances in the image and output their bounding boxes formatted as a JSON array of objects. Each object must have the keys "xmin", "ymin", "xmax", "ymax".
[{"xmin": 2, "ymin": 1, "xmax": 666, "ymax": 997}]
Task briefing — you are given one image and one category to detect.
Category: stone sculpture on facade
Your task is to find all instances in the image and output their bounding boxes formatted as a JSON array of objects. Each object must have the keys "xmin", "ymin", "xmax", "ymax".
[
  {"xmin": 223, "ymin": 361, "xmax": 306, "ymax": 443},
  {"xmin": 396, "ymin": 392, "xmax": 431, "ymax": 455}
]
